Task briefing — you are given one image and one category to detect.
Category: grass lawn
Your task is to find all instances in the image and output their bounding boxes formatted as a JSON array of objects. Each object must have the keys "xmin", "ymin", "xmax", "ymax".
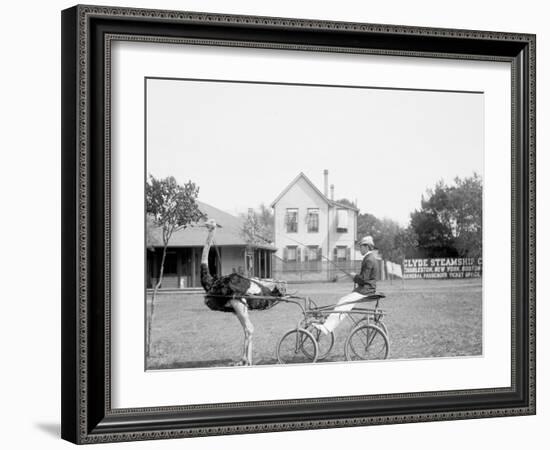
[{"xmin": 146, "ymin": 278, "xmax": 482, "ymax": 370}]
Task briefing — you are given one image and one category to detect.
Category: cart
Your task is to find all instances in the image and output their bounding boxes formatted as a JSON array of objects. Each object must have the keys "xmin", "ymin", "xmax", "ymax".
[
  {"xmin": 274, "ymin": 293, "xmax": 389, "ymax": 364},
  {"xmin": 204, "ymin": 291, "xmax": 389, "ymax": 364}
]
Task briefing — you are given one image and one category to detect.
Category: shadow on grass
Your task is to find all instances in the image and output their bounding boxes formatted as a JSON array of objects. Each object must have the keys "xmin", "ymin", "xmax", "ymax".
[
  {"xmin": 148, "ymin": 356, "xmax": 357, "ymax": 370},
  {"xmin": 148, "ymin": 356, "xmax": 290, "ymax": 370},
  {"xmin": 149, "ymin": 358, "xmax": 238, "ymax": 370}
]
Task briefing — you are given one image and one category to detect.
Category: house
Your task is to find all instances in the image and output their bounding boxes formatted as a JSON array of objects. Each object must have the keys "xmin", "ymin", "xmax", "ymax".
[
  {"xmin": 147, "ymin": 201, "xmax": 276, "ymax": 289},
  {"xmin": 270, "ymin": 171, "xmax": 359, "ymax": 281}
]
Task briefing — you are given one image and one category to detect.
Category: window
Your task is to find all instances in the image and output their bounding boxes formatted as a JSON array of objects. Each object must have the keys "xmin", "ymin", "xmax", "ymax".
[
  {"xmin": 307, "ymin": 208, "xmax": 319, "ymax": 233},
  {"xmin": 335, "ymin": 246, "xmax": 349, "ymax": 262},
  {"xmin": 286, "ymin": 208, "xmax": 298, "ymax": 233},
  {"xmin": 305, "ymin": 245, "xmax": 320, "ymax": 261},
  {"xmin": 305, "ymin": 246, "xmax": 322, "ymax": 271},
  {"xmin": 284, "ymin": 246, "xmax": 297, "ymax": 261},
  {"xmin": 336, "ymin": 209, "xmax": 348, "ymax": 233},
  {"xmin": 283, "ymin": 246, "xmax": 302, "ymax": 272}
]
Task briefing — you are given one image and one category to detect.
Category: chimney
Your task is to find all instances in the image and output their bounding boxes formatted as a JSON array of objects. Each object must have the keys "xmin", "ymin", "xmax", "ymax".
[
  {"xmin": 323, "ymin": 169, "xmax": 329, "ymax": 197},
  {"xmin": 330, "ymin": 184, "xmax": 334, "ymax": 201}
]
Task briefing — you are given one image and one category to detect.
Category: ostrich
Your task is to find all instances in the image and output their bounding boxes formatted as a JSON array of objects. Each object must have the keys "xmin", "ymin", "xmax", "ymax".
[{"xmin": 199, "ymin": 219, "xmax": 284, "ymax": 366}]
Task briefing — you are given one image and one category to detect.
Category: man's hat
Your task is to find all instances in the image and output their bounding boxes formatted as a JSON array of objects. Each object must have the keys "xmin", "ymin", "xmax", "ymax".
[{"xmin": 358, "ymin": 236, "xmax": 375, "ymax": 247}]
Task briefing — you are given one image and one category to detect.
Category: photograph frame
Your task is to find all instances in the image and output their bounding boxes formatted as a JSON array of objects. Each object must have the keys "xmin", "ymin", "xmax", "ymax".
[{"xmin": 61, "ymin": 4, "xmax": 536, "ymax": 444}]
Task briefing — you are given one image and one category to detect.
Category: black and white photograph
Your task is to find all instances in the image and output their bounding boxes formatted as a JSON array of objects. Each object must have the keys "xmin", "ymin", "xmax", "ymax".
[
  {"xmin": 144, "ymin": 77, "xmax": 484, "ymax": 370},
  {"xmin": 2, "ymin": 0, "xmax": 545, "ymax": 447},
  {"xmin": 54, "ymin": 0, "xmax": 540, "ymax": 446}
]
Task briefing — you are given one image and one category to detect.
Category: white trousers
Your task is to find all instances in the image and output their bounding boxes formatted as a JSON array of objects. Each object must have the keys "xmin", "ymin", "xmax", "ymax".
[{"xmin": 323, "ymin": 292, "xmax": 366, "ymax": 333}]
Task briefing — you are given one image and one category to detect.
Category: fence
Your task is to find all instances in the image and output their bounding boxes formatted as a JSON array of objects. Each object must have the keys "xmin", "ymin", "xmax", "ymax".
[
  {"xmin": 272, "ymin": 257, "xmax": 383, "ymax": 283},
  {"xmin": 272, "ymin": 256, "xmax": 483, "ymax": 283}
]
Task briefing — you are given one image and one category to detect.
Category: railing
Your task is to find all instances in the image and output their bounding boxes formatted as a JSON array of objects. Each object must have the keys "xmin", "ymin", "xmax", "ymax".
[
  {"xmin": 279, "ymin": 260, "xmax": 324, "ymax": 273},
  {"xmin": 272, "ymin": 258, "xmax": 363, "ymax": 282}
]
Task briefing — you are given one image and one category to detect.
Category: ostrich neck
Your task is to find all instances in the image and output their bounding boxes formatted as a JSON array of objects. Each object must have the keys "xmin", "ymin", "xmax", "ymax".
[{"xmin": 201, "ymin": 228, "xmax": 216, "ymax": 266}]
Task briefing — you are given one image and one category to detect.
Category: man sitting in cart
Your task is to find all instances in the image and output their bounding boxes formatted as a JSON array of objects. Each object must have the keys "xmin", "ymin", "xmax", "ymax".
[{"xmin": 313, "ymin": 235, "xmax": 378, "ymax": 335}]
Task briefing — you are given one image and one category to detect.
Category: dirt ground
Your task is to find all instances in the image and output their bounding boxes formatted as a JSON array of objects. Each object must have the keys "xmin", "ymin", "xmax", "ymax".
[{"xmin": 145, "ymin": 278, "xmax": 482, "ymax": 370}]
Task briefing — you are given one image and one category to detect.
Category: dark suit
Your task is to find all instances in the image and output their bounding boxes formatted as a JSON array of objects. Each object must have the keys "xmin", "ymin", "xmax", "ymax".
[{"xmin": 353, "ymin": 251, "xmax": 378, "ymax": 295}]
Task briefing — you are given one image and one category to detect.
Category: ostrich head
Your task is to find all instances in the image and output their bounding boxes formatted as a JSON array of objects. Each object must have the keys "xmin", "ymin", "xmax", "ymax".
[{"xmin": 204, "ymin": 219, "xmax": 217, "ymax": 231}]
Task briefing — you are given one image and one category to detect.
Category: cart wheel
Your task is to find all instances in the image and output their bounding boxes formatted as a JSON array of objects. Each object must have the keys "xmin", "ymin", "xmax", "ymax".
[
  {"xmin": 277, "ymin": 328, "xmax": 318, "ymax": 364},
  {"xmin": 305, "ymin": 325, "xmax": 335, "ymax": 361},
  {"xmin": 356, "ymin": 317, "xmax": 389, "ymax": 339},
  {"xmin": 375, "ymin": 320, "xmax": 388, "ymax": 338},
  {"xmin": 344, "ymin": 324, "xmax": 389, "ymax": 361}
]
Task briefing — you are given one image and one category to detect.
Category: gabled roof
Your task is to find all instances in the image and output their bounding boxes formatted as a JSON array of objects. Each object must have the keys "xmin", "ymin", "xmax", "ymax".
[
  {"xmin": 270, "ymin": 172, "xmax": 359, "ymax": 212},
  {"xmin": 147, "ymin": 200, "xmax": 276, "ymax": 250},
  {"xmin": 331, "ymin": 200, "xmax": 359, "ymax": 211}
]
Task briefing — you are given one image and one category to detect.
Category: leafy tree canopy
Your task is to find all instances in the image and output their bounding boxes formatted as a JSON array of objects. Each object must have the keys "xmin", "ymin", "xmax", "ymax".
[
  {"xmin": 146, "ymin": 175, "xmax": 206, "ymax": 245},
  {"xmin": 357, "ymin": 212, "xmax": 418, "ymax": 263},
  {"xmin": 337, "ymin": 198, "xmax": 417, "ymax": 263},
  {"xmin": 335, "ymin": 198, "xmax": 357, "ymax": 208},
  {"xmin": 144, "ymin": 174, "xmax": 206, "ymax": 358},
  {"xmin": 240, "ymin": 203, "xmax": 274, "ymax": 245},
  {"xmin": 410, "ymin": 173, "xmax": 482, "ymax": 258}
]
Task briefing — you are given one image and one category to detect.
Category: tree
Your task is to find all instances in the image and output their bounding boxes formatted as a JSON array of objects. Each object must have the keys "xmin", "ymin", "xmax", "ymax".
[
  {"xmin": 257, "ymin": 203, "xmax": 275, "ymax": 241},
  {"xmin": 393, "ymin": 227, "xmax": 419, "ymax": 262},
  {"xmin": 240, "ymin": 204, "xmax": 274, "ymax": 245},
  {"xmin": 357, "ymin": 213, "xmax": 413, "ymax": 263},
  {"xmin": 145, "ymin": 175, "xmax": 206, "ymax": 358},
  {"xmin": 448, "ymin": 174, "xmax": 483, "ymax": 259},
  {"xmin": 338, "ymin": 198, "xmax": 416, "ymax": 263},
  {"xmin": 410, "ymin": 208, "xmax": 457, "ymax": 257},
  {"xmin": 335, "ymin": 198, "xmax": 357, "ymax": 209},
  {"xmin": 410, "ymin": 173, "xmax": 482, "ymax": 258}
]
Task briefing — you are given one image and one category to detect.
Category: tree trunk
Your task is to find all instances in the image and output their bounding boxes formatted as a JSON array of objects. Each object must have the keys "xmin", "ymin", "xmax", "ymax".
[{"xmin": 146, "ymin": 240, "xmax": 169, "ymax": 361}]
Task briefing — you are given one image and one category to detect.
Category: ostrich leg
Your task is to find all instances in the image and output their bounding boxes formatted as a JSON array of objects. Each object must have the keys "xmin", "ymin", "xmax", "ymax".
[
  {"xmin": 200, "ymin": 219, "xmax": 254, "ymax": 366},
  {"xmin": 229, "ymin": 299, "xmax": 254, "ymax": 365}
]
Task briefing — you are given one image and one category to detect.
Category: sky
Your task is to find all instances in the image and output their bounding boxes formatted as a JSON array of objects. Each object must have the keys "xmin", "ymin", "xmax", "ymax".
[{"xmin": 146, "ymin": 78, "xmax": 483, "ymax": 226}]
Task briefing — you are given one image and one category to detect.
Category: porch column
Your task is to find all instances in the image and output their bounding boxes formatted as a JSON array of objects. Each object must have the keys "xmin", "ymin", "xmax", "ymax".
[
  {"xmin": 191, "ymin": 247, "xmax": 196, "ymax": 287},
  {"xmin": 152, "ymin": 251, "xmax": 159, "ymax": 285},
  {"xmin": 177, "ymin": 249, "xmax": 184, "ymax": 288}
]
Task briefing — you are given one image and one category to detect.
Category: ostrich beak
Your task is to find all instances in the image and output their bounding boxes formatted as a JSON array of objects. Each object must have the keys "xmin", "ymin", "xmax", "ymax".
[{"xmin": 198, "ymin": 221, "xmax": 222, "ymax": 229}]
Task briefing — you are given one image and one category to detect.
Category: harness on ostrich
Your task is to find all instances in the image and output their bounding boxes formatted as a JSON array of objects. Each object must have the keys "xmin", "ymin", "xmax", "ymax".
[
  {"xmin": 203, "ymin": 270, "xmax": 287, "ymax": 313},
  {"xmin": 201, "ymin": 230, "xmax": 287, "ymax": 313}
]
